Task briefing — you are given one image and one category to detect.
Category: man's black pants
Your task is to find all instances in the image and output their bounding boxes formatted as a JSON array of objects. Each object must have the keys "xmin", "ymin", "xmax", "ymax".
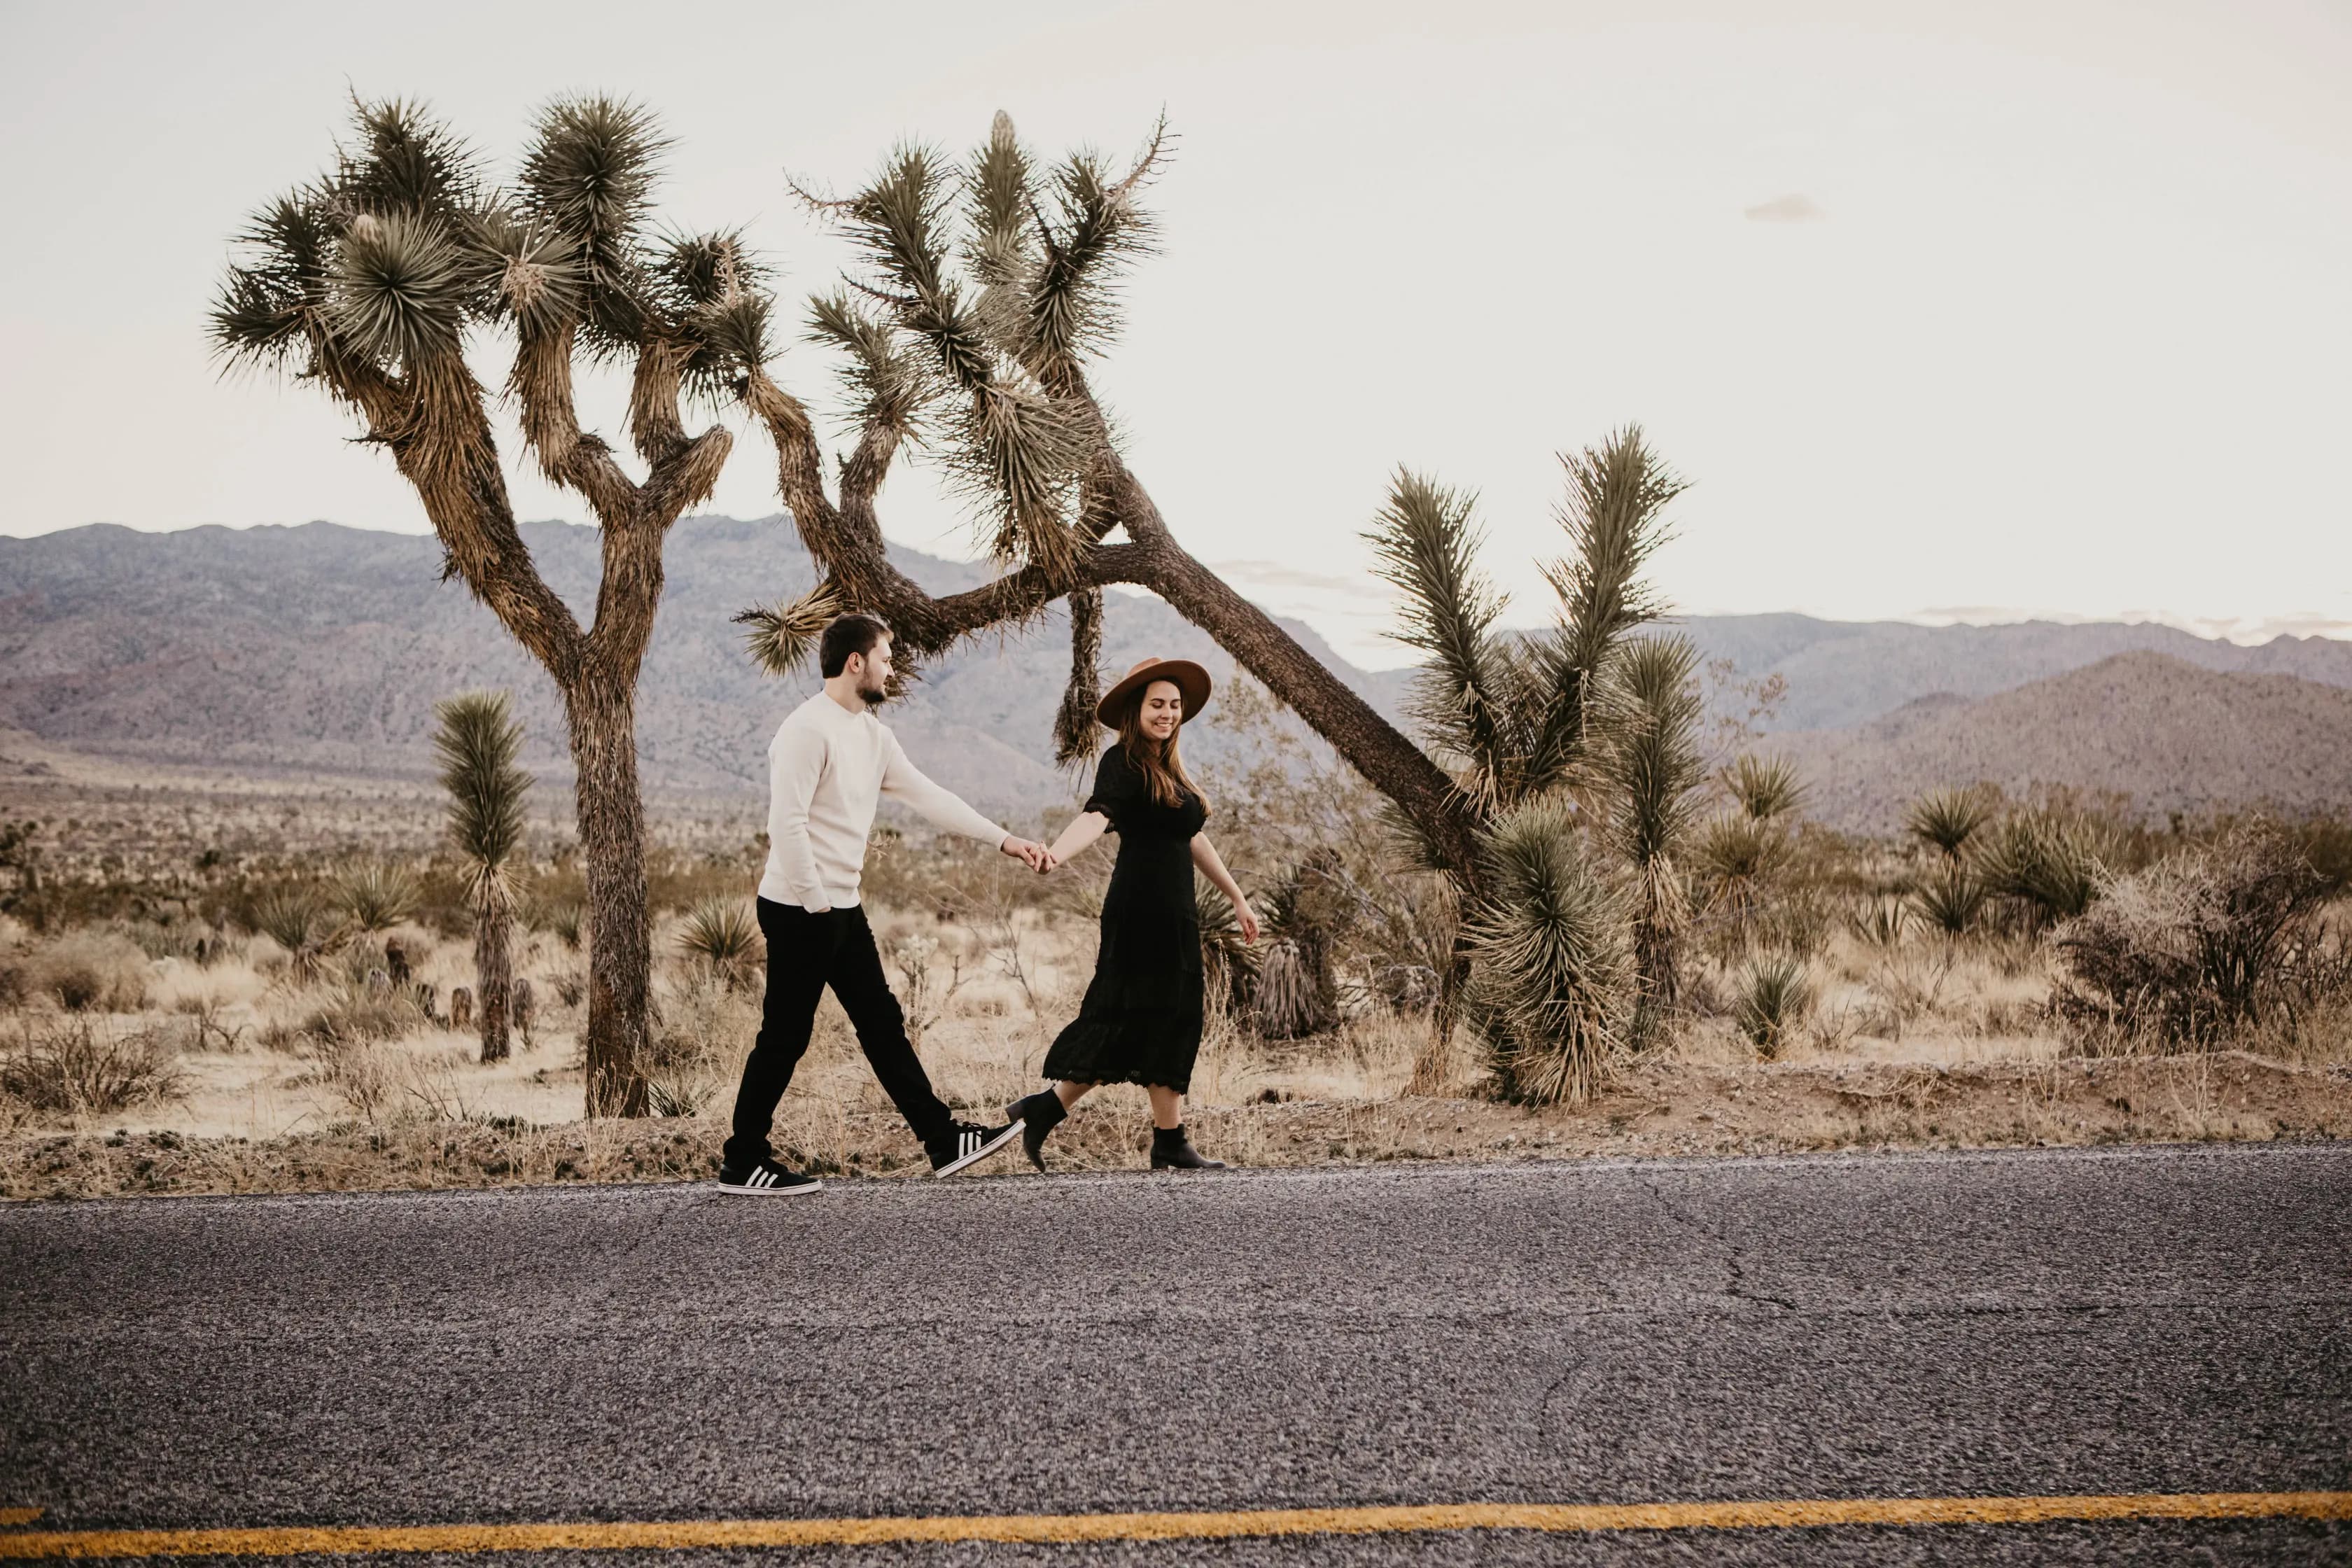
[{"xmin": 723, "ymin": 900, "xmax": 953, "ymax": 1168}]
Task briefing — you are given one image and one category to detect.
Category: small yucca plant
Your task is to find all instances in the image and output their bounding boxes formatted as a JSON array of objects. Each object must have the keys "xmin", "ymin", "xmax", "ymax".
[
  {"xmin": 1735, "ymin": 955, "xmax": 1813, "ymax": 1060},
  {"xmin": 435, "ymin": 692, "xmax": 531, "ymax": 1063},
  {"xmin": 1847, "ymin": 897, "xmax": 1910, "ymax": 950},
  {"xmin": 1460, "ymin": 797, "xmax": 1632, "ymax": 1104},
  {"xmin": 1693, "ymin": 812, "xmax": 1794, "ymax": 939},
  {"xmin": 1907, "ymin": 788, "xmax": 1994, "ymax": 862},
  {"xmin": 1978, "ymin": 813, "xmax": 2104, "ymax": 929},
  {"xmin": 1721, "ymin": 755, "xmax": 1805, "ymax": 822},
  {"xmin": 1910, "ymin": 864, "xmax": 1988, "ymax": 937},
  {"xmin": 1592, "ymin": 635, "xmax": 1707, "ymax": 1044},
  {"xmin": 678, "ymin": 899, "xmax": 762, "ymax": 990},
  {"xmin": 251, "ymin": 888, "xmax": 328, "ymax": 976},
  {"xmin": 332, "ymin": 862, "xmax": 420, "ymax": 934}
]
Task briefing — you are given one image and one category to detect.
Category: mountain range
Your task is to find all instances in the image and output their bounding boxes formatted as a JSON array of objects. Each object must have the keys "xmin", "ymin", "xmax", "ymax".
[{"xmin": 4, "ymin": 517, "xmax": 2348, "ymax": 834}]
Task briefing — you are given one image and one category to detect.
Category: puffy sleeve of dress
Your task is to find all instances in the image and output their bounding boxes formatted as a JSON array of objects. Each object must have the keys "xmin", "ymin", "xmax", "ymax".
[{"xmin": 1083, "ymin": 744, "xmax": 1144, "ymax": 833}]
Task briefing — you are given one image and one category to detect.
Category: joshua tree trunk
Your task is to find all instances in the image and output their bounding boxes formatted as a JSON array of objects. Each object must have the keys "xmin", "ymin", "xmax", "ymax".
[
  {"xmin": 475, "ymin": 891, "xmax": 513, "ymax": 1065},
  {"xmin": 568, "ymin": 671, "xmax": 653, "ymax": 1115}
]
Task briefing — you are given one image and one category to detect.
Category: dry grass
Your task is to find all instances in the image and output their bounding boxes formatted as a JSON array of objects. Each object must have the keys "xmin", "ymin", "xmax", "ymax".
[{"xmin": 1, "ymin": 888, "xmax": 2346, "ymax": 1203}]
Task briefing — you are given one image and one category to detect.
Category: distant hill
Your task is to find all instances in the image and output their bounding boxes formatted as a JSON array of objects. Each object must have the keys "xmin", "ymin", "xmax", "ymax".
[
  {"xmin": 0, "ymin": 518, "xmax": 1407, "ymax": 822},
  {"xmin": 6, "ymin": 519, "xmax": 2351, "ymax": 833},
  {"xmin": 1776, "ymin": 652, "xmax": 2352, "ymax": 831},
  {"xmin": 1678, "ymin": 612, "xmax": 2352, "ymax": 732}
]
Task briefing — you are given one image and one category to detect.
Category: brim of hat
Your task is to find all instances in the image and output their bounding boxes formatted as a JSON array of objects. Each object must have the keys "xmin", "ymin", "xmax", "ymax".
[{"xmin": 1095, "ymin": 659, "xmax": 1213, "ymax": 729}]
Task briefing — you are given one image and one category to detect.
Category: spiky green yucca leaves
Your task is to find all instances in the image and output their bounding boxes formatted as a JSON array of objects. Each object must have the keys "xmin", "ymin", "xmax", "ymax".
[
  {"xmin": 1722, "ymin": 755, "xmax": 1805, "ymax": 823},
  {"xmin": 332, "ymin": 862, "xmax": 421, "ymax": 934},
  {"xmin": 251, "ymin": 887, "xmax": 328, "ymax": 971},
  {"xmin": 736, "ymin": 579, "xmax": 846, "ymax": 677},
  {"xmin": 797, "ymin": 113, "xmax": 1165, "ymax": 575},
  {"xmin": 1367, "ymin": 472, "xmax": 1516, "ymax": 808},
  {"xmin": 1910, "ymin": 863, "xmax": 1988, "ymax": 936},
  {"xmin": 436, "ymin": 690, "xmax": 529, "ymax": 1063},
  {"xmin": 1593, "ymin": 636, "xmax": 1707, "ymax": 1037},
  {"xmin": 214, "ymin": 95, "xmax": 771, "ymax": 427},
  {"xmin": 1907, "ymin": 788, "xmax": 1994, "ymax": 862},
  {"xmin": 1735, "ymin": 955, "xmax": 1813, "ymax": 1059},
  {"xmin": 678, "ymin": 899, "xmax": 762, "ymax": 990},
  {"xmin": 1978, "ymin": 813, "xmax": 2106, "ymax": 927},
  {"xmin": 1460, "ymin": 797, "xmax": 1632, "ymax": 1105},
  {"xmin": 1366, "ymin": 428, "xmax": 1686, "ymax": 834},
  {"xmin": 434, "ymin": 692, "xmax": 530, "ymax": 892}
]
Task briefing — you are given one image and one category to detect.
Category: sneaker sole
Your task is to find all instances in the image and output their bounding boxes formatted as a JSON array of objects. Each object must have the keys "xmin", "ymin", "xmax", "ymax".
[
  {"xmin": 715, "ymin": 1178, "xmax": 825, "ymax": 1196},
  {"xmin": 932, "ymin": 1119, "xmax": 1025, "ymax": 1179}
]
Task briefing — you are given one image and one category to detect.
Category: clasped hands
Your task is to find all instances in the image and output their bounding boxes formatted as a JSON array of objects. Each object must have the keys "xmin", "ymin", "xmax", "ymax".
[{"xmin": 998, "ymin": 836, "xmax": 1059, "ymax": 874}]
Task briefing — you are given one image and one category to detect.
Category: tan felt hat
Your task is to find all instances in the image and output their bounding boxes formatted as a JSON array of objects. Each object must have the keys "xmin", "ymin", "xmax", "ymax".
[{"xmin": 1095, "ymin": 656, "xmax": 1212, "ymax": 729}]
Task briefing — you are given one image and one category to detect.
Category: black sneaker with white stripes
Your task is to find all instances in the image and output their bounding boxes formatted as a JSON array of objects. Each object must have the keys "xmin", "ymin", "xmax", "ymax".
[
  {"xmin": 715, "ymin": 1157, "xmax": 822, "ymax": 1196},
  {"xmin": 927, "ymin": 1118, "xmax": 1023, "ymax": 1178}
]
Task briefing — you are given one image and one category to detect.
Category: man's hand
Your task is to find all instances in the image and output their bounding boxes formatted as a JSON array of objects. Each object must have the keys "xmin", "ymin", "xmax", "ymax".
[{"xmin": 1000, "ymin": 836, "xmax": 1051, "ymax": 872}]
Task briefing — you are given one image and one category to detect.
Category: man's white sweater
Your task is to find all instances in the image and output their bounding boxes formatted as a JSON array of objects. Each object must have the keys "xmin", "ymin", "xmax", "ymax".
[{"xmin": 759, "ymin": 691, "xmax": 1009, "ymax": 913}]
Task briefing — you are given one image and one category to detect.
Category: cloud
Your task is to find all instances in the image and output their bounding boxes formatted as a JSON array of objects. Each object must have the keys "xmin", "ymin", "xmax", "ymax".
[{"xmin": 1744, "ymin": 193, "xmax": 1828, "ymax": 223}]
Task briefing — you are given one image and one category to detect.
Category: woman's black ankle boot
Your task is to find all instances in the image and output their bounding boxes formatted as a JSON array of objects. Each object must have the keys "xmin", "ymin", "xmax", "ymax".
[
  {"xmin": 1008, "ymin": 1091, "xmax": 1068, "ymax": 1172},
  {"xmin": 1150, "ymin": 1124, "xmax": 1225, "ymax": 1170}
]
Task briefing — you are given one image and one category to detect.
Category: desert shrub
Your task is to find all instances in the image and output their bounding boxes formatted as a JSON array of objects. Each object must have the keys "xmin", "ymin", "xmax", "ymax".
[
  {"xmin": 1735, "ymin": 955, "xmax": 1814, "ymax": 1060},
  {"xmin": 1194, "ymin": 886, "xmax": 1263, "ymax": 1019},
  {"xmin": 116, "ymin": 916, "xmax": 216, "ymax": 962},
  {"xmin": 299, "ymin": 981, "xmax": 423, "ymax": 1049},
  {"xmin": 23, "ymin": 932, "xmax": 152, "ymax": 1012},
  {"xmin": 1, "ymin": 1016, "xmax": 187, "ymax": 1114},
  {"xmin": 643, "ymin": 965, "xmax": 752, "ymax": 1116},
  {"xmin": 1460, "ymin": 797, "xmax": 1631, "ymax": 1104},
  {"xmin": 2052, "ymin": 826, "xmax": 2333, "ymax": 1049},
  {"xmin": 311, "ymin": 1035, "xmax": 394, "ymax": 1124},
  {"xmin": 2278, "ymin": 814, "xmax": 2352, "ymax": 896},
  {"xmin": 677, "ymin": 898, "xmax": 762, "ymax": 991},
  {"xmin": 526, "ymin": 877, "xmax": 586, "ymax": 950}
]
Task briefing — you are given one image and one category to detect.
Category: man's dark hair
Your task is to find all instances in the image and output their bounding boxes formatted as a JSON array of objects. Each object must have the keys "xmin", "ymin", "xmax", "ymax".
[{"xmin": 818, "ymin": 612, "xmax": 892, "ymax": 678}]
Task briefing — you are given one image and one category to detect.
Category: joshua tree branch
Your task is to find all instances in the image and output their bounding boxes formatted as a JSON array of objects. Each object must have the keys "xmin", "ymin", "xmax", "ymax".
[{"xmin": 509, "ymin": 326, "xmax": 639, "ymax": 521}]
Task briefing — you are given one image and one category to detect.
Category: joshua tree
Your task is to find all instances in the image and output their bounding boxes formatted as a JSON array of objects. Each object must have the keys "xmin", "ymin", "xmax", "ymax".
[
  {"xmin": 435, "ymin": 692, "xmax": 529, "ymax": 1065},
  {"xmin": 730, "ymin": 115, "xmax": 1478, "ymax": 873},
  {"xmin": 213, "ymin": 97, "xmax": 765, "ymax": 1113},
  {"xmin": 1592, "ymin": 635, "xmax": 1708, "ymax": 1043},
  {"xmin": 1360, "ymin": 429, "xmax": 1684, "ymax": 1098}
]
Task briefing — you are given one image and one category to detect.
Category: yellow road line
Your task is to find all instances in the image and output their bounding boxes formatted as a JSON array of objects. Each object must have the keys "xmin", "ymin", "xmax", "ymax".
[
  {"xmin": 0, "ymin": 1516, "xmax": 42, "ymax": 1530},
  {"xmin": 1, "ymin": 1493, "xmax": 2347, "ymax": 1557}
]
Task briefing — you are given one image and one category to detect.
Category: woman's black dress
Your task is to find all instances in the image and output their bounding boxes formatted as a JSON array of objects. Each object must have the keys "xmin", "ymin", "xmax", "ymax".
[{"xmin": 1042, "ymin": 743, "xmax": 1207, "ymax": 1093}]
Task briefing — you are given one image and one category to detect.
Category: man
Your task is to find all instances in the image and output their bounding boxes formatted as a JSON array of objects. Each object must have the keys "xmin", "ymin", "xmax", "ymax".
[{"xmin": 718, "ymin": 613, "xmax": 1045, "ymax": 1194}]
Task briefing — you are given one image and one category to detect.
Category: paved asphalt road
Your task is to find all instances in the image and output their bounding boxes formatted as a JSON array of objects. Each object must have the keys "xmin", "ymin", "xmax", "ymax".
[{"xmin": 3, "ymin": 1143, "xmax": 2348, "ymax": 1564}]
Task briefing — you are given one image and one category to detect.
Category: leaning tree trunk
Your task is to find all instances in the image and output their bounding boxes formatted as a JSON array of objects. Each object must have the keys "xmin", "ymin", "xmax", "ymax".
[
  {"xmin": 568, "ymin": 671, "xmax": 654, "ymax": 1117},
  {"xmin": 475, "ymin": 888, "xmax": 513, "ymax": 1065}
]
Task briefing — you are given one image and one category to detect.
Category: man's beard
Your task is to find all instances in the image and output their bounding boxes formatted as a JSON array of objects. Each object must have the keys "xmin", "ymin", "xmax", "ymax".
[{"xmin": 858, "ymin": 677, "xmax": 888, "ymax": 707}]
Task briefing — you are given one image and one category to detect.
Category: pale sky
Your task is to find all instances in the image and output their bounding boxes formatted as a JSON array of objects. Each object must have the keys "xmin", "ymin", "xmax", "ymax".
[{"xmin": 3, "ymin": 0, "xmax": 2347, "ymax": 668}]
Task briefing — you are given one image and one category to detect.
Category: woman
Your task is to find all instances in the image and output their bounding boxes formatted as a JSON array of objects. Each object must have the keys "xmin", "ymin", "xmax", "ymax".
[{"xmin": 1009, "ymin": 657, "xmax": 1259, "ymax": 1170}]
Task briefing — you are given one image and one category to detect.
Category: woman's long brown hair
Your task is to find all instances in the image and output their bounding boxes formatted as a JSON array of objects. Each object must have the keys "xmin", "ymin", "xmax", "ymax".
[{"xmin": 1115, "ymin": 688, "xmax": 1211, "ymax": 814}]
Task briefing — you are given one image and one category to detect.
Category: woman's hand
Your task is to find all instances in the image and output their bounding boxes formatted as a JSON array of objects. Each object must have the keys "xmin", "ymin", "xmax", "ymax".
[{"xmin": 1233, "ymin": 896, "xmax": 1260, "ymax": 944}]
